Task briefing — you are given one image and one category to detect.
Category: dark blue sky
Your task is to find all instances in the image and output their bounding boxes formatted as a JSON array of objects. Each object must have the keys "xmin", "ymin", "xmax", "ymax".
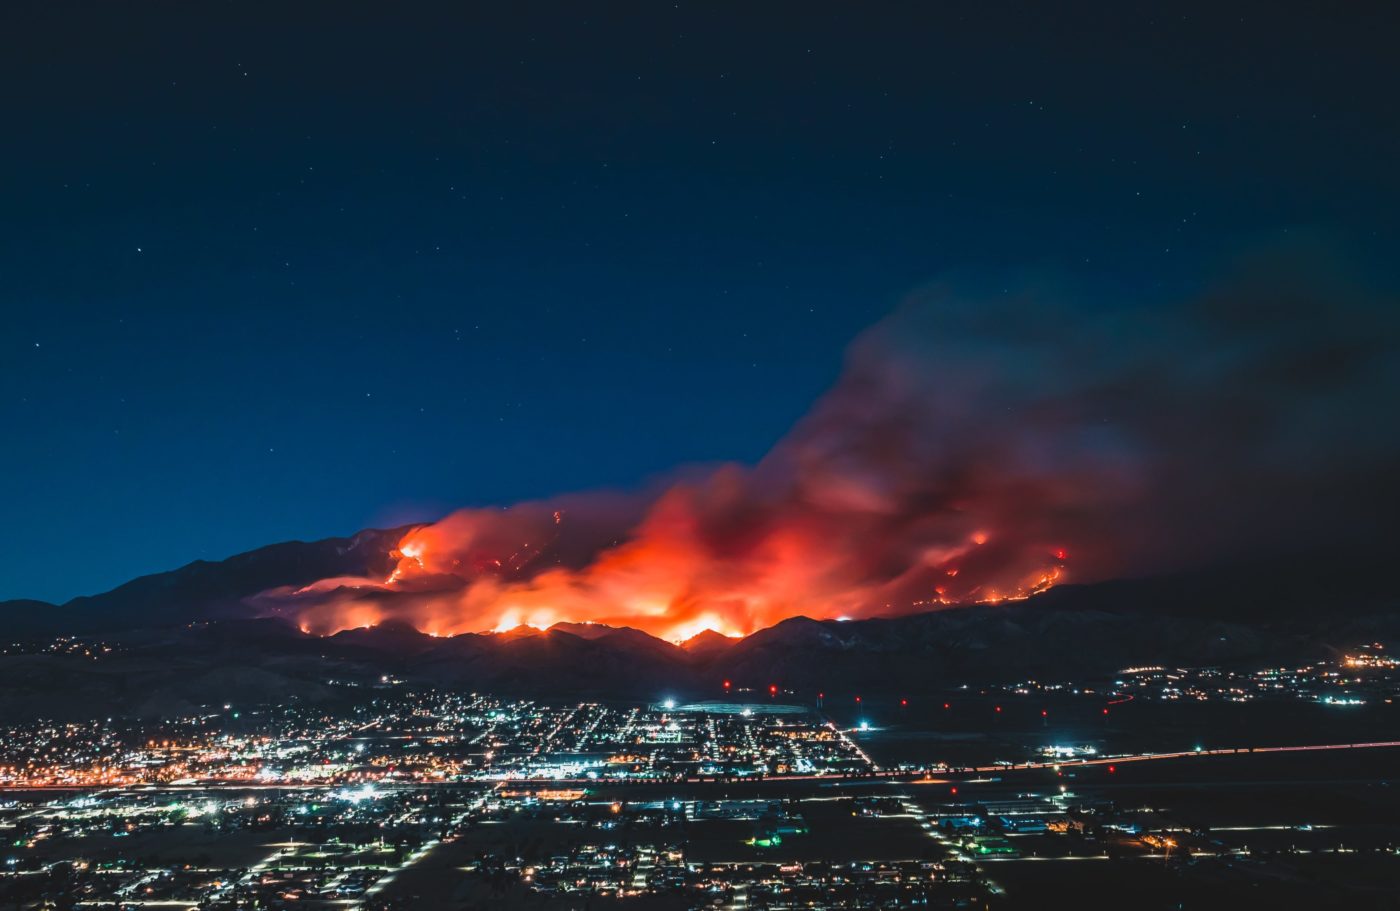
[{"xmin": 3, "ymin": 3, "xmax": 1396, "ymax": 602}]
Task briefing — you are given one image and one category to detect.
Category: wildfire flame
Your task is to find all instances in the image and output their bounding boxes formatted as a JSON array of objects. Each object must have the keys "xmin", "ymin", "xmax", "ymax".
[
  {"xmin": 384, "ymin": 541, "xmax": 425, "ymax": 585},
  {"xmin": 280, "ymin": 495, "xmax": 1071, "ymax": 641}
]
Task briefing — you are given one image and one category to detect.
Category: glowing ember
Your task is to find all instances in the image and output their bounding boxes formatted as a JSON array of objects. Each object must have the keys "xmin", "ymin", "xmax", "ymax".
[{"xmin": 385, "ymin": 541, "xmax": 426, "ymax": 584}]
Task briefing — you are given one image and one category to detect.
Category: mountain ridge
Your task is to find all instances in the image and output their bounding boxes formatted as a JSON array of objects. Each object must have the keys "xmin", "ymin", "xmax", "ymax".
[{"xmin": 1, "ymin": 527, "xmax": 1395, "ymax": 720}]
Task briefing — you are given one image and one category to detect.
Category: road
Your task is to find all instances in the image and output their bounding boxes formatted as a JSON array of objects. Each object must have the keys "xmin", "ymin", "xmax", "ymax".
[{"xmin": 4, "ymin": 739, "xmax": 1398, "ymax": 795}]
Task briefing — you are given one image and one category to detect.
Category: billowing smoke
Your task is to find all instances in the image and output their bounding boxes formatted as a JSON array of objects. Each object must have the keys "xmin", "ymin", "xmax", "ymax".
[{"xmin": 263, "ymin": 254, "xmax": 1398, "ymax": 641}]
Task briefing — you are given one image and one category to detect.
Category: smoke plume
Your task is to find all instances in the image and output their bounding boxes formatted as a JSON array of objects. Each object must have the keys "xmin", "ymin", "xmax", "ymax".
[{"xmin": 263, "ymin": 255, "xmax": 1399, "ymax": 641}]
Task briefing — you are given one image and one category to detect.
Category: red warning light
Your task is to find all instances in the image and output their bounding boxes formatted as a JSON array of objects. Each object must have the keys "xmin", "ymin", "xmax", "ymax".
[
  {"xmin": 723, "ymin": 679, "xmax": 731, "ymax": 689},
  {"xmin": 1041, "ymin": 710, "xmax": 1048, "ymax": 717},
  {"xmin": 900, "ymin": 699, "xmax": 908, "ymax": 707},
  {"xmin": 1108, "ymin": 765, "xmax": 1117, "ymax": 773},
  {"xmin": 995, "ymin": 706, "xmax": 1002, "ymax": 713},
  {"xmin": 943, "ymin": 703, "xmax": 950, "ymax": 710},
  {"xmin": 769, "ymin": 684, "xmax": 778, "ymax": 696},
  {"xmin": 950, "ymin": 786, "xmax": 958, "ymax": 795},
  {"xmin": 1102, "ymin": 708, "xmax": 1109, "ymax": 715}
]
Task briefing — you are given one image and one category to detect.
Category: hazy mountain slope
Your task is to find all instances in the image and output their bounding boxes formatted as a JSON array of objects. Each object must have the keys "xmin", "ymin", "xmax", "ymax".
[{"xmin": 0, "ymin": 527, "xmax": 410, "ymax": 634}]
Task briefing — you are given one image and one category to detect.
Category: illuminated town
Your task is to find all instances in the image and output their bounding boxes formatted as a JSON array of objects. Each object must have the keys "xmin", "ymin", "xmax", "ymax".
[{"xmin": 2, "ymin": 638, "xmax": 1399, "ymax": 908}]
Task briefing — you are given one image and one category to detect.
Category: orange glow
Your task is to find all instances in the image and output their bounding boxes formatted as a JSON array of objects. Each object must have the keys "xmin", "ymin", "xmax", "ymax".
[
  {"xmin": 281, "ymin": 501, "xmax": 1072, "ymax": 638},
  {"xmin": 663, "ymin": 614, "xmax": 744, "ymax": 644},
  {"xmin": 385, "ymin": 541, "xmax": 426, "ymax": 584}
]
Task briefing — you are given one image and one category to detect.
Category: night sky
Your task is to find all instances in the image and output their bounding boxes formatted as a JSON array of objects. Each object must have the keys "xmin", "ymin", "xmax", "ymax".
[{"xmin": 4, "ymin": 4, "xmax": 1397, "ymax": 604}]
